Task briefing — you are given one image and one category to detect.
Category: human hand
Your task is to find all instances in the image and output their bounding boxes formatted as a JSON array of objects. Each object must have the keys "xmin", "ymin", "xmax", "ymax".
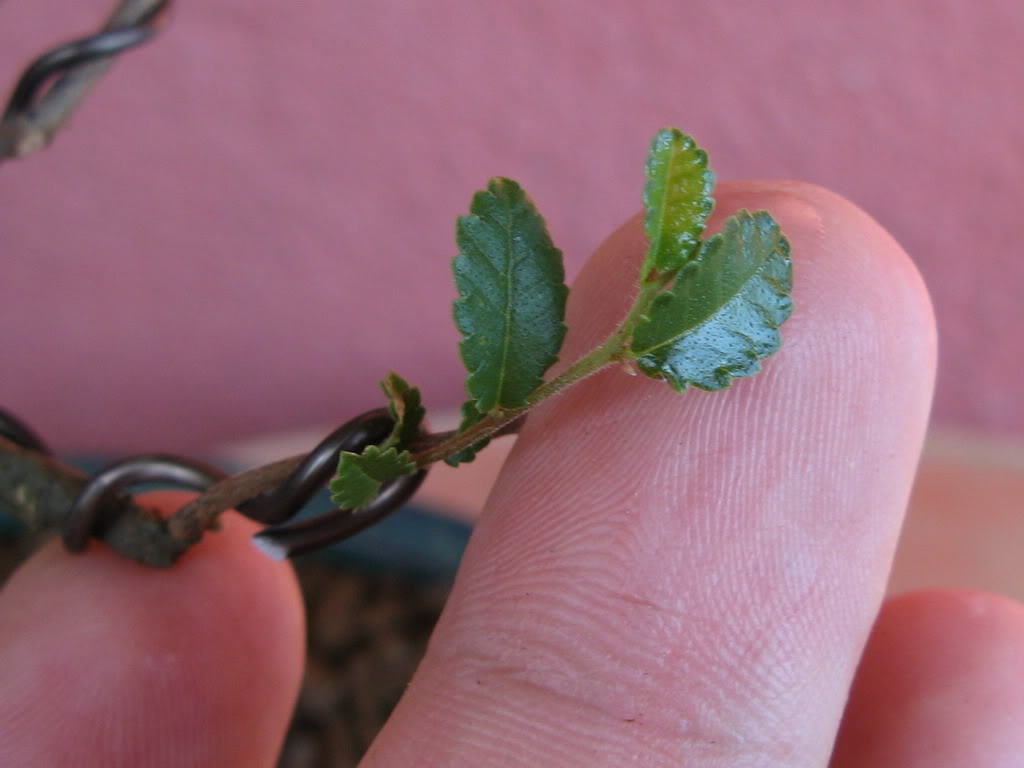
[{"xmin": 3, "ymin": 182, "xmax": 1021, "ymax": 767}]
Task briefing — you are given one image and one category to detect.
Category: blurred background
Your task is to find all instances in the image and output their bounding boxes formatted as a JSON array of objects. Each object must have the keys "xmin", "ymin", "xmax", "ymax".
[
  {"xmin": 3, "ymin": 0, "xmax": 1023, "ymax": 593},
  {"xmin": 3, "ymin": 0, "xmax": 1021, "ymax": 592},
  {"xmin": 2, "ymin": 1, "xmax": 1022, "ymax": 762},
  {"xmin": 3, "ymin": 0, "xmax": 1022, "ymax": 452}
]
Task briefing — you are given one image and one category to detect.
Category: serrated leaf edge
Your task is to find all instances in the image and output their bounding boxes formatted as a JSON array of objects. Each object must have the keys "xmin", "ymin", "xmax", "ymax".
[
  {"xmin": 453, "ymin": 177, "xmax": 569, "ymax": 415},
  {"xmin": 641, "ymin": 128, "xmax": 716, "ymax": 280},
  {"xmin": 631, "ymin": 210, "xmax": 793, "ymax": 390},
  {"xmin": 329, "ymin": 445, "xmax": 417, "ymax": 510}
]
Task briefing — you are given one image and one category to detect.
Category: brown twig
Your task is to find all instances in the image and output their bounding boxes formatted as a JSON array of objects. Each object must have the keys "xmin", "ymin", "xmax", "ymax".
[
  {"xmin": 0, "ymin": 0, "xmax": 168, "ymax": 160},
  {"xmin": 0, "ymin": 415, "xmax": 525, "ymax": 566},
  {"xmin": 167, "ymin": 418, "xmax": 527, "ymax": 543},
  {"xmin": 168, "ymin": 455, "xmax": 304, "ymax": 544},
  {"xmin": 0, "ymin": 435, "xmax": 307, "ymax": 566},
  {"xmin": 0, "ymin": 436, "xmax": 186, "ymax": 565}
]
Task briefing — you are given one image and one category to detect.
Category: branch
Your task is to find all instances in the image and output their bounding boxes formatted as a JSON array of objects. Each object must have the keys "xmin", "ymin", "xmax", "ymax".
[
  {"xmin": 0, "ymin": 436, "xmax": 187, "ymax": 565},
  {"xmin": 0, "ymin": 436, "xmax": 307, "ymax": 567},
  {"xmin": 168, "ymin": 455, "xmax": 303, "ymax": 544},
  {"xmin": 0, "ymin": 415, "xmax": 522, "ymax": 567},
  {"xmin": 0, "ymin": 0, "xmax": 168, "ymax": 161}
]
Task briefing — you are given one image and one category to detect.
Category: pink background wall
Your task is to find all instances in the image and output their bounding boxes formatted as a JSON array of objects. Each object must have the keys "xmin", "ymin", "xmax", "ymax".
[{"xmin": 2, "ymin": 0, "xmax": 1022, "ymax": 453}]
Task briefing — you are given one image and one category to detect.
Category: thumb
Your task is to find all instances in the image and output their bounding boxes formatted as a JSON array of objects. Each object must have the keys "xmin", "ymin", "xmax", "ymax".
[{"xmin": 0, "ymin": 494, "xmax": 305, "ymax": 767}]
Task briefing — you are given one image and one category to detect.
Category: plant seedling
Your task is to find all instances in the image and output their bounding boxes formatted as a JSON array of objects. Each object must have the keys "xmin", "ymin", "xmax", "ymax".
[
  {"xmin": 329, "ymin": 128, "xmax": 794, "ymax": 509},
  {"xmin": 0, "ymin": 127, "xmax": 794, "ymax": 566}
]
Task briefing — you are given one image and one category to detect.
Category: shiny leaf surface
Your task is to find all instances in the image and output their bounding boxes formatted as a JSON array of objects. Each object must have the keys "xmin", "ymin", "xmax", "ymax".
[{"xmin": 631, "ymin": 210, "xmax": 792, "ymax": 391}]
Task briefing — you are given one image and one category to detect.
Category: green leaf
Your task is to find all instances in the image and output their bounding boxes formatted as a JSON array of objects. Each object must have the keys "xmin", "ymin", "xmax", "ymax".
[
  {"xmin": 443, "ymin": 401, "xmax": 491, "ymax": 467},
  {"xmin": 630, "ymin": 210, "xmax": 793, "ymax": 391},
  {"xmin": 380, "ymin": 372, "xmax": 425, "ymax": 450},
  {"xmin": 453, "ymin": 177, "xmax": 568, "ymax": 414},
  {"xmin": 328, "ymin": 374, "xmax": 422, "ymax": 508},
  {"xmin": 329, "ymin": 446, "xmax": 416, "ymax": 511},
  {"xmin": 640, "ymin": 128, "xmax": 715, "ymax": 281}
]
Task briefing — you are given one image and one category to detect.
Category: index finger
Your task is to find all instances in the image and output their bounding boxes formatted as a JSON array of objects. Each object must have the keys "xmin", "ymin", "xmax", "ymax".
[{"xmin": 365, "ymin": 180, "xmax": 937, "ymax": 766}]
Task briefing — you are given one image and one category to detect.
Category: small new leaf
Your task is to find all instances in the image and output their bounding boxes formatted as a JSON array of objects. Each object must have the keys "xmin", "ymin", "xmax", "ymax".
[
  {"xmin": 630, "ymin": 210, "xmax": 792, "ymax": 391},
  {"xmin": 329, "ymin": 446, "xmax": 417, "ymax": 511},
  {"xmin": 453, "ymin": 178, "xmax": 569, "ymax": 414},
  {"xmin": 443, "ymin": 401, "xmax": 491, "ymax": 467},
  {"xmin": 380, "ymin": 372, "xmax": 425, "ymax": 450},
  {"xmin": 640, "ymin": 128, "xmax": 715, "ymax": 281}
]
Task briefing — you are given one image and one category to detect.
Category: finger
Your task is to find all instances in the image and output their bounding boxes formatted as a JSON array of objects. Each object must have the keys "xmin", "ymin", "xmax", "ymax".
[
  {"xmin": 0, "ymin": 494, "xmax": 305, "ymax": 768},
  {"xmin": 365, "ymin": 180, "xmax": 937, "ymax": 766},
  {"xmin": 831, "ymin": 590, "xmax": 1024, "ymax": 768}
]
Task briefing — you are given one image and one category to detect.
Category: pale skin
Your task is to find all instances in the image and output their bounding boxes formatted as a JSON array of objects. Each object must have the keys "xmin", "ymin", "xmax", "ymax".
[{"xmin": 2, "ymin": 181, "xmax": 1023, "ymax": 766}]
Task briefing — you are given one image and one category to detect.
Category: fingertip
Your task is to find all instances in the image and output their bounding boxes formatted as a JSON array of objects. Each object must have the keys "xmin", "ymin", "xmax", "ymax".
[
  {"xmin": 863, "ymin": 589, "xmax": 1024, "ymax": 695},
  {"xmin": 882, "ymin": 587, "xmax": 1024, "ymax": 636},
  {"xmin": 833, "ymin": 589, "xmax": 1024, "ymax": 767},
  {"xmin": 719, "ymin": 180, "xmax": 936, "ymax": 369},
  {"xmin": 0, "ymin": 493, "xmax": 305, "ymax": 768},
  {"xmin": 369, "ymin": 181, "xmax": 940, "ymax": 765}
]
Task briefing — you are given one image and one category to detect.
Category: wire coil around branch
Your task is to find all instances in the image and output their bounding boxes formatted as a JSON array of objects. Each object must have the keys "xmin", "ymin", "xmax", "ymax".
[
  {"xmin": 1, "ymin": 0, "xmax": 172, "ymax": 160},
  {"xmin": 0, "ymin": 407, "xmax": 429, "ymax": 560}
]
